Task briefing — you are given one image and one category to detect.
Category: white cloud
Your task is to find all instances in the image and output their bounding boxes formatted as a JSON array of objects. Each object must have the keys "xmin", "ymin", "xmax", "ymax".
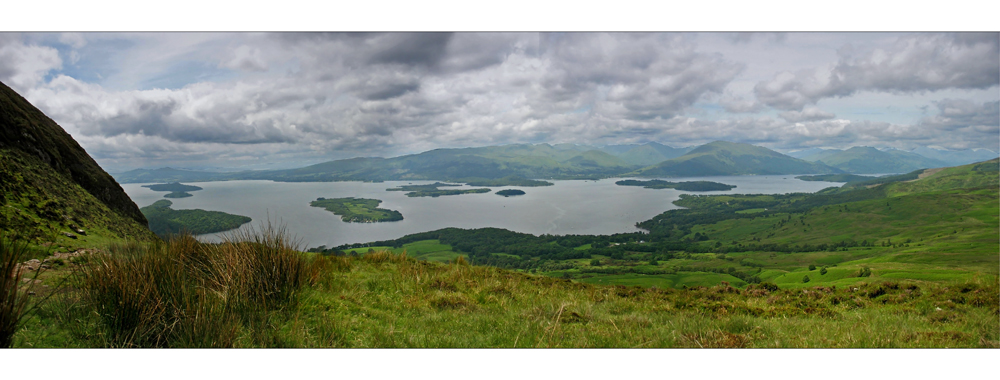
[
  {"xmin": 58, "ymin": 33, "xmax": 87, "ymax": 49},
  {"xmin": 0, "ymin": 34, "xmax": 62, "ymax": 93},
  {"xmin": 221, "ymin": 45, "xmax": 268, "ymax": 72}
]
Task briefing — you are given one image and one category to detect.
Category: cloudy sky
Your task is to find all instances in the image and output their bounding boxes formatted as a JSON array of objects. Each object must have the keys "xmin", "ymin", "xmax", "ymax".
[{"xmin": 1, "ymin": 32, "xmax": 997, "ymax": 172}]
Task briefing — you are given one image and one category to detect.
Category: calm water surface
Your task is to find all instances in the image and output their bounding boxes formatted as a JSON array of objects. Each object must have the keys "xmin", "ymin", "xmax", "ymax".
[{"xmin": 121, "ymin": 175, "xmax": 843, "ymax": 248}]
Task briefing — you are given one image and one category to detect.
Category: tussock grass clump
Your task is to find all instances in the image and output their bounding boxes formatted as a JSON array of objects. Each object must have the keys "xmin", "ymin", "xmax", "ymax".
[
  {"xmin": 2, "ymin": 236, "xmax": 38, "ymax": 347},
  {"xmin": 79, "ymin": 224, "xmax": 318, "ymax": 347}
]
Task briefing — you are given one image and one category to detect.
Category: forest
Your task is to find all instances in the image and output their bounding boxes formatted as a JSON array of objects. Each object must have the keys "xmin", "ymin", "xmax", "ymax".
[
  {"xmin": 386, "ymin": 182, "xmax": 492, "ymax": 197},
  {"xmin": 309, "ymin": 197, "xmax": 404, "ymax": 222},
  {"xmin": 615, "ymin": 179, "xmax": 737, "ymax": 191},
  {"xmin": 140, "ymin": 200, "xmax": 252, "ymax": 238},
  {"xmin": 496, "ymin": 189, "xmax": 526, "ymax": 197}
]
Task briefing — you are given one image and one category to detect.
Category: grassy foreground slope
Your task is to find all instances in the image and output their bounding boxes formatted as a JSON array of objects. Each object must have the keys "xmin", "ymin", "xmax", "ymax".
[{"xmin": 15, "ymin": 241, "xmax": 997, "ymax": 348}]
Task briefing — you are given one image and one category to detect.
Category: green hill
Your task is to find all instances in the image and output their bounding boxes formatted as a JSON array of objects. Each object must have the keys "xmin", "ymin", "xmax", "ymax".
[
  {"xmin": 607, "ymin": 142, "xmax": 693, "ymax": 166},
  {"xmin": 802, "ymin": 146, "xmax": 948, "ymax": 174},
  {"xmin": 630, "ymin": 141, "xmax": 839, "ymax": 177},
  {"xmin": 0, "ymin": 81, "xmax": 155, "ymax": 247}
]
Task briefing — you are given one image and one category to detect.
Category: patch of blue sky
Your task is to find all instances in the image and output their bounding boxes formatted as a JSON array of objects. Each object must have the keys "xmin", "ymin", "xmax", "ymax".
[
  {"xmin": 136, "ymin": 60, "xmax": 239, "ymax": 90},
  {"xmin": 54, "ymin": 37, "xmax": 136, "ymax": 86}
]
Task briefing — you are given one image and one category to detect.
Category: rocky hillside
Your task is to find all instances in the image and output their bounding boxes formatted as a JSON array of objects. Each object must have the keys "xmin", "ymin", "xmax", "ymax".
[{"xmin": 0, "ymin": 81, "xmax": 154, "ymax": 246}]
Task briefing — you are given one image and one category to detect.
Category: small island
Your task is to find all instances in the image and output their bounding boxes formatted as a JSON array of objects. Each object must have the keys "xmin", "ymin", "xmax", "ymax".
[
  {"xmin": 310, "ymin": 197, "xmax": 403, "ymax": 222},
  {"xmin": 386, "ymin": 182, "xmax": 492, "ymax": 197},
  {"xmin": 140, "ymin": 200, "xmax": 251, "ymax": 238},
  {"xmin": 796, "ymin": 174, "xmax": 875, "ymax": 183},
  {"xmin": 459, "ymin": 176, "xmax": 554, "ymax": 187},
  {"xmin": 496, "ymin": 189, "xmax": 526, "ymax": 197},
  {"xmin": 615, "ymin": 179, "xmax": 736, "ymax": 191},
  {"xmin": 143, "ymin": 182, "xmax": 204, "ymax": 198}
]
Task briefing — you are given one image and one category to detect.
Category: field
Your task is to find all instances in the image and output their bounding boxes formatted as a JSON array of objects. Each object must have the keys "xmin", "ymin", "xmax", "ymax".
[
  {"xmin": 343, "ymin": 239, "xmax": 465, "ymax": 263},
  {"xmin": 11, "ymin": 241, "xmax": 997, "ymax": 348}
]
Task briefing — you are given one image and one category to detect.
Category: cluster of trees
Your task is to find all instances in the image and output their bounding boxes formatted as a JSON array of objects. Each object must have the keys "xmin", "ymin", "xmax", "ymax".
[
  {"xmin": 459, "ymin": 176, "xmax": 553, "ymax": 187},
  {"xmin": 496, "ymin": 189, "xmax": 526, "ymax": 197},
  {"xmin": 141, "ymin": 182, "xmax": 203, "ymax": 192},
  {"xmin": 386, "ymin": 183, "xmax": 492, "ymax": 197},
  {"xmin": 309, "ymin": 197, "xmax": 403, "ymax": 222},
  {"xmin": 707, "ymin": 239, "xmax": 877, "ymax": 254},
  {"xmin": 615, "ymin": 179, "xmax": 736, "ymax": 191},
  {"xmin": 700, "ymin": 266, "xmax": 762, "ymax": 284}
]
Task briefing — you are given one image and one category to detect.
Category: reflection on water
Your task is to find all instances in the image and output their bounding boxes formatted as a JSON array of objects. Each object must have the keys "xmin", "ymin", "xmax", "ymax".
[{"xmin": 121, "ymin": 176, "xmax": 844, "ymax": 248}]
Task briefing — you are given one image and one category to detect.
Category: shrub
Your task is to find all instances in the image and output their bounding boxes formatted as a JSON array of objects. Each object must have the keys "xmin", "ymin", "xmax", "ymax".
[
  {"xmin": 759, "ymin": 282, "xmax": 779, "ymax": 292},
  {"xmin": 802, "ymin": 275, "xmax": 811, "ymax": 283},
  {"xmin": 1, "ymin": 236, "xmax": 33, "ymax": 347},
  {"xmin": 808, "ymin": 264, "xmax": 816, "ymax": 271},
  {"xmin": 820, "ymin": 267, "xmax": 828, "ymax": 275},
  {"xmin": 79, "ymin": 224, "xmax": 316, "ymax": 347},
  {"xmin": 590, "ymin": 259, "xmax": 601, "ymax": 266}
]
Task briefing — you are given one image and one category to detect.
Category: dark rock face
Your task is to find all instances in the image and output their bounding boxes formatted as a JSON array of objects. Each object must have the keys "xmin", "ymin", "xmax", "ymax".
[{"xmin": 0, "ymin": 81, "xmax": 148, "ymax": 227}]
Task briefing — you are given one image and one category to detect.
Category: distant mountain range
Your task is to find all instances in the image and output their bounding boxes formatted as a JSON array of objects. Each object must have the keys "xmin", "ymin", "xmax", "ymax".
[
  {"xmin": 628, "ymin": 141, "xmax": 839, "ymax": 177},
  {"xmin": 598, "ymin": 142, "xmax": 694, "ymax": 166},
  {"xmin": 114, "ymin": 140, "xmax": 844, "ymax": 183},
  {"xmin": 909, "ymin": 147, "xmax": 999, "ymax": 167},
  {"xmin": 112, "ymin": 141, "xmax": 998, "ymax": 184},
  {"xmin": 789, "ymin": 146, "xmax": 998, "ymax": 174}
]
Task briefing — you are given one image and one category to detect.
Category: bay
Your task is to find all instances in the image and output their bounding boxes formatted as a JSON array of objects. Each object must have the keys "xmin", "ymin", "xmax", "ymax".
[{"xmin": 121, "ymin": 175, "xmax": 844, "ymax": 248}]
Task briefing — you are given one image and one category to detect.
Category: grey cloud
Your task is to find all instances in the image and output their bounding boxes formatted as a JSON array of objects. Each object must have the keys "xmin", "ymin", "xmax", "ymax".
[
  {"xmin": 437, "ymin": 33, "xmax": 521, "ymax": 73},
  {"xmin": 919, "ymin": 99, "xmax": 999, "ymax": 135},
  {"xmin": 12, "ymin": 32, "xmax": 999, "ymax": 171},
  {"xmin": 755, "ymin": 33, "xmax": 1000, "ymax": 110},
  {"xmin": 366, "ymin": 33, "xmax": 453, "ymax": 68},
  {"xmin": 779, "ymin": 107, "xmax": 836, "ymax": 122},
  {"xmin": 725, "ymin": 32, "xmax": 787, "ymax": 44},
  {"xmin": 720, "ymin": 96, "xmax": 763, "ymax": 113},
  {"xmin": 536, "ymin": 34, "xmax": 744, "ymax": 120}
]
